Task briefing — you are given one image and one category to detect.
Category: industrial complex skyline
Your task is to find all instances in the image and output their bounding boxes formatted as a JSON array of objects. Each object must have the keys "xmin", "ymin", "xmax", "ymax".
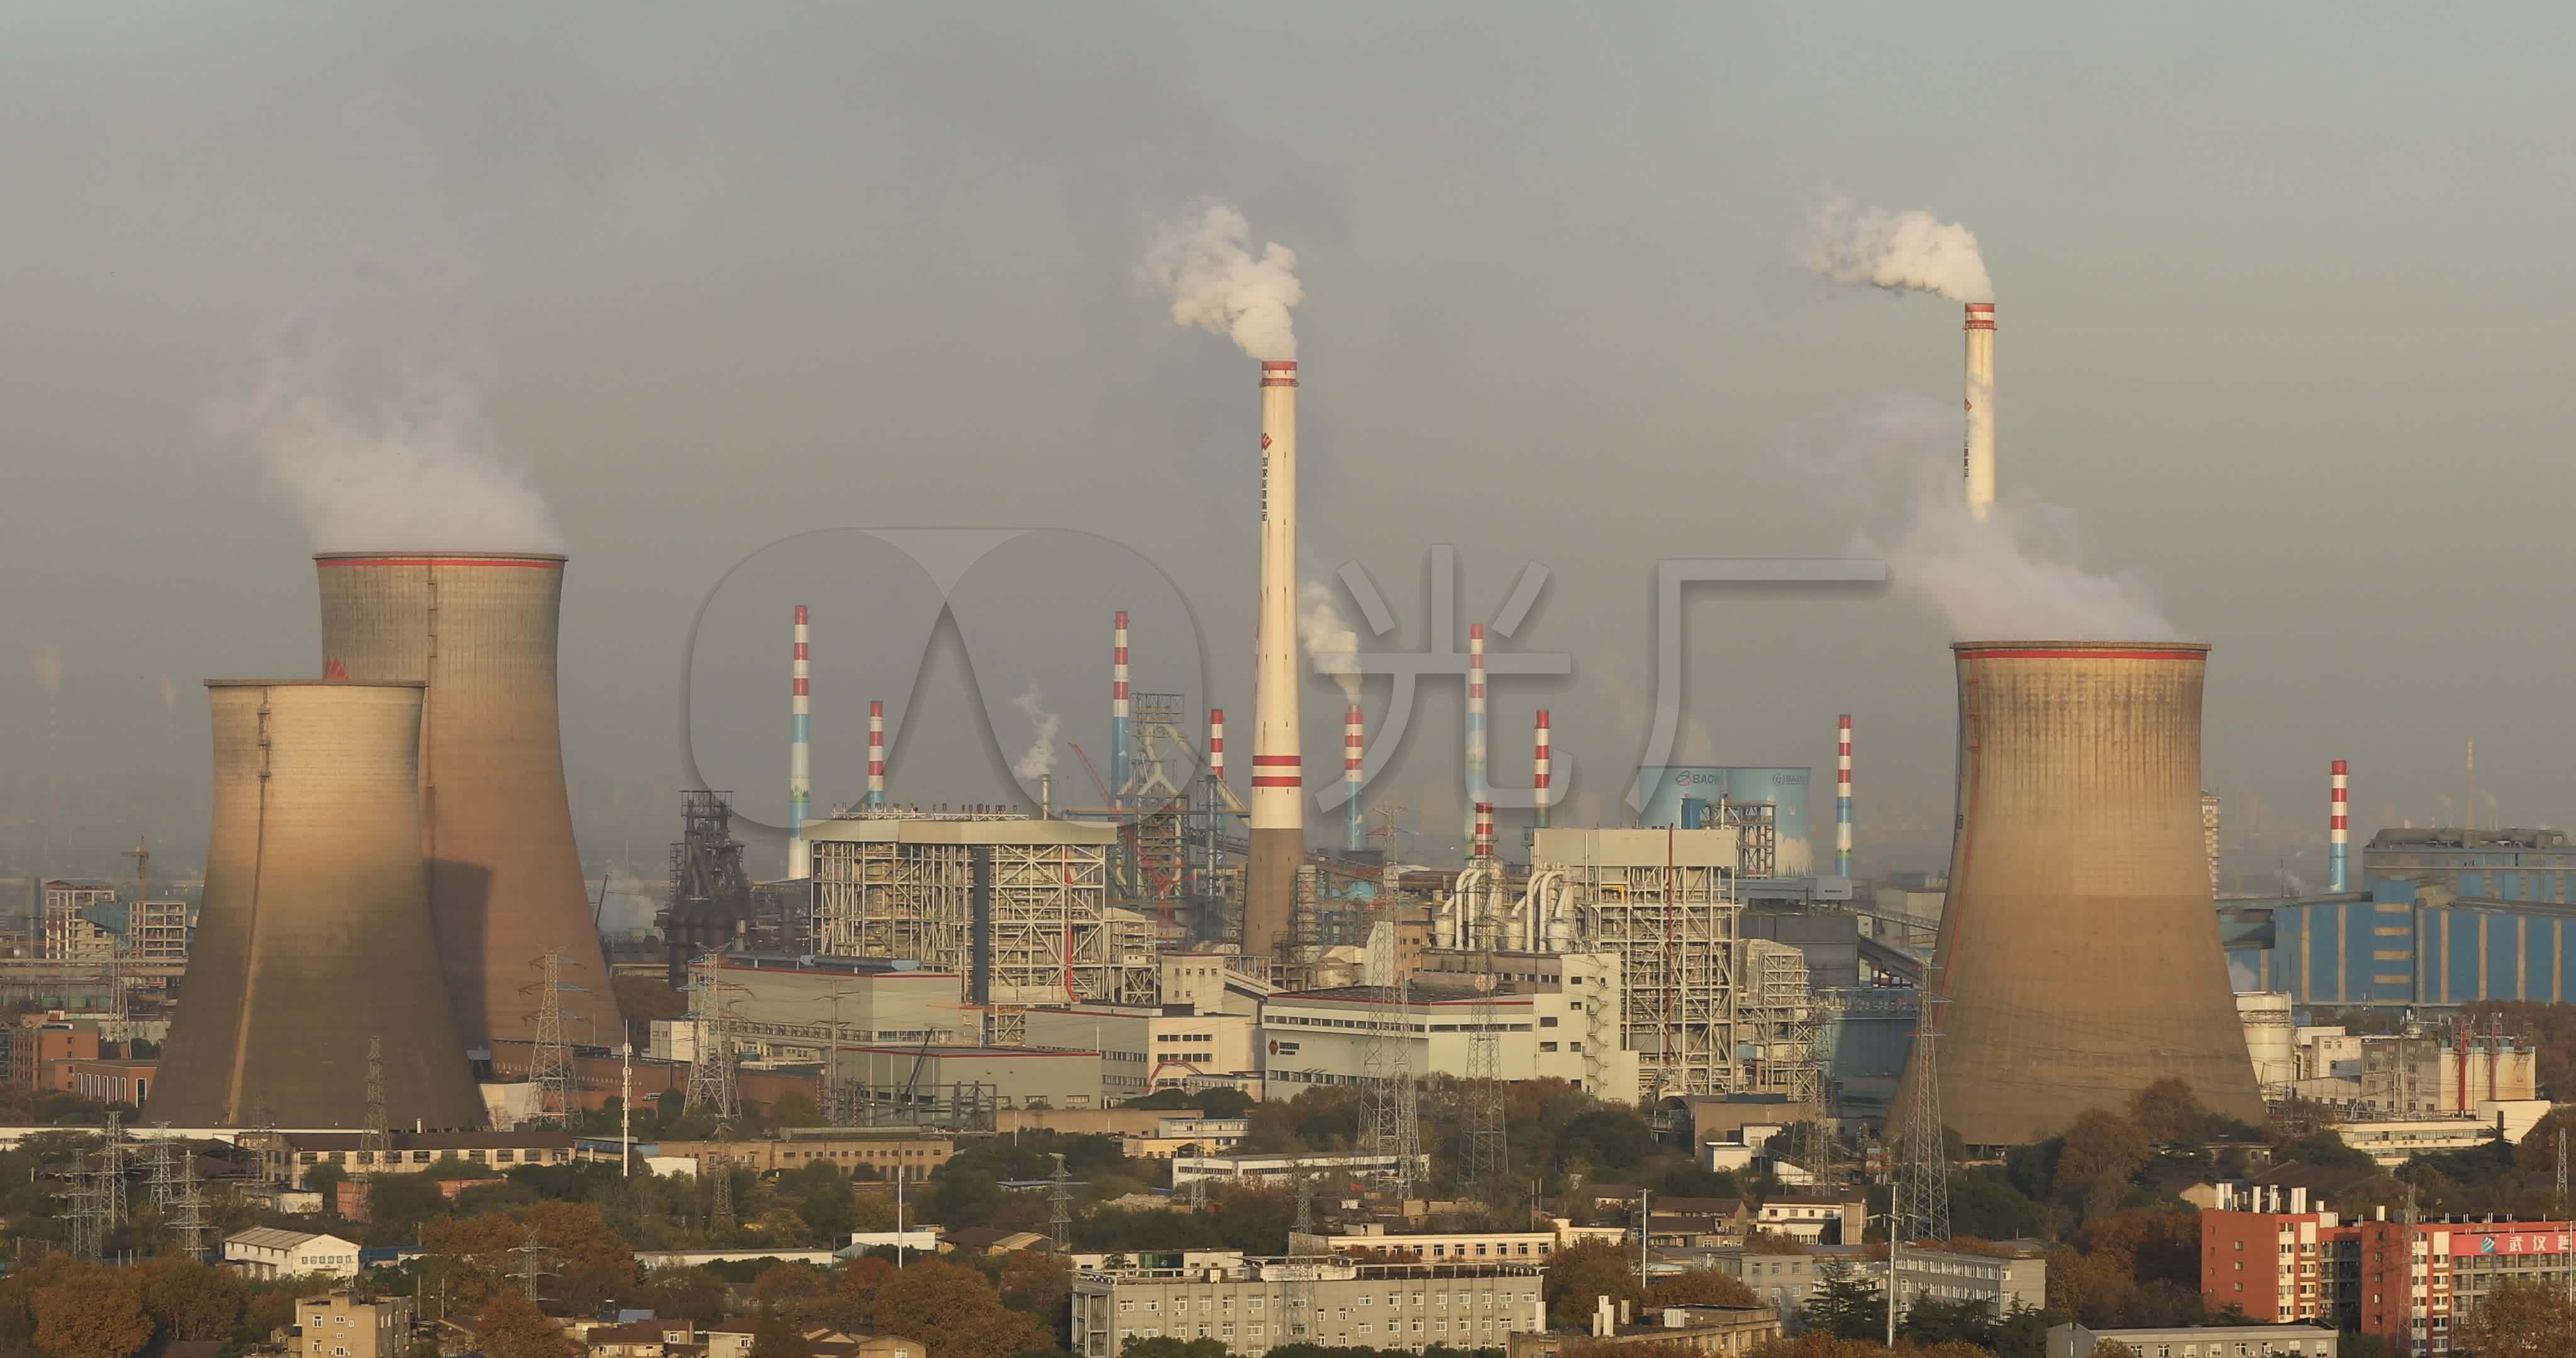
[{"xmin": 7, "ymin": 4, "xmax": 2574, "ymax": 885}]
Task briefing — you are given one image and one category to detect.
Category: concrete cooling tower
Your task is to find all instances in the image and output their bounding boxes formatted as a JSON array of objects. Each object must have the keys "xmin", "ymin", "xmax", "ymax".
[
  {"xmin": 147, "ymin": 682, "xmax": 484, "ymax": 1129},
  {"xmin": 1907, "ymin": 641, "xmax": 2263, "ymax": 1147},
  {"xmin": 316, "ymin": 553, "xmax": 623, "ymax": 1047}
]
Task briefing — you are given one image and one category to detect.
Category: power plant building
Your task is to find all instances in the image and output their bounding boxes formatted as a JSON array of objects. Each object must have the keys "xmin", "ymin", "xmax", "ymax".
[
  {"xmin": 1909, "ymin": 642, "xmax": 2263, "ymax": 1147},
  {"xmin": 148, "ymin": 682, "xmax": 484, "ymax": 1129},
  {"xmin": 2226, "ymin": 880, "xmax": 2576, "ymax": 1008},
  {"xmin": 2363, "ymin": 827, "xmax": 2576, "ymax": 903},
  {"xmin": 314, "ymin": 553, "xmax": 622, "ymax": 1047},
  {"xmin": 805, "ymin": 814, "xmax": 1159, "ymax": 1044}
]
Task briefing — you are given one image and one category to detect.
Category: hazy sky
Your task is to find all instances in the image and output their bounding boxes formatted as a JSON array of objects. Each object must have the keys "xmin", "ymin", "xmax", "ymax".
[{"xmin": 7, "ymin": 3, "xmax": 2573, "ymax": 891}]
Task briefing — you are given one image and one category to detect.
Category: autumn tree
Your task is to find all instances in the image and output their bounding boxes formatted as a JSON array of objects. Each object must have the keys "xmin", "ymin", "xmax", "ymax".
[
  {"xmin": 2053, "ymin": 1110, "xmax": 2150, "ymax": 1220},
  {"xmin": 136, "ymin": 1255, "xmax": 243, "ymax": 1341},
  {"xmin": 1644, "ymin": 1268, "xmax": 1759, "ymax": 1310},
  {"xmin": 32, "ymin": 1263, "xmax": 152, "ymax": 1358},
  {"xmin": 2128, "ymin": 1079, "xmax": 2210, "ymax": 1145},
  {"xmin": 872, "ymin": 1257, "xmax": 1048, "ymax": 1358},
  {"xmin": 478, "ymin": 1292, "xmax": 575, "ymax": 1358},
  {"xmin": 1543, "ymin": 1239, "xmax": 1645, "ymax": 1328},
  {"xmin": 2453, "ymin": 1276, "xmax": 2576, "ymax": 1357},
  {"xmin": 421, "ymin": 1201, "xmax": 637, "ymax": 1315},
  {"xmin": 752, "ymin": 1301, "xmax": 813, "ymax": 1358},
  {"xmin": 2072, "ymin": 1210, "xmax": 2201, "ymax": 1289}
]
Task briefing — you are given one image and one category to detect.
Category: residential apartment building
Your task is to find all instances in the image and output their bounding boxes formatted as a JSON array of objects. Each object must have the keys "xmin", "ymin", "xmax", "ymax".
[
  {"xmin": 2201, "ymin": 1196, "xmax": 2576, "ymax": 1354},
  {"xmin": 295, "ymin": 1293, "xmax": 416, "ymax": 1358},
  {"xmin": 128, "ymin": 900, "xmax": 190, "ymax": 961},
  {"xmin": 2047, "ymin": 1323, "xmax": 2338, "ymax": 1358},
  {"xmin": 1753, "ymin": 1192, "xmax": 1868, "ymax": 1245},
  {"xmin": 1171, "ymin": 1151, "xmax": 1431, "ymax": 1188},
  {"xmin": 261, "ymin": 1129, "xmax": 584, "ymax": 1186},
  {"xmin": 1070, "ymin": 1255, "xmax": 1545, "ymax": 1357},
  {"xmin": 1297, "ymin": 1223, "xmax": 1564, "ymax": 1264},
  {"xmin": 1707, "ymin": 1245, "xmax": 2046, "ymax": 1330},
  {"xmin": 1509, "ymin": 1301, "xmax": 1781, "ymax": 1358},
  {"xmin": 39, "ymin": 881, "xmax": 117, "ymax": 961},
  {"xmin": 1119, "ymin": 1117, "xmax": 1250, "ymax": 1159}
]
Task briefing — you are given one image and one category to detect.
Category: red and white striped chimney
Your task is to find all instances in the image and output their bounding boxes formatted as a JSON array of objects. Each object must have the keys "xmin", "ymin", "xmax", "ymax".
[
  {"xmin": 2330, "ymin": 759, "xmax": 2349, "ymax": 892},
  {"xmin": 1533, "ymin": 710, "xmax": 1552, "ymax": 831},
  {"xmin": 1208, "ymin": 707, "xmax": 1226, "ymax": 785},
  {"xmin": 1473, "ymin": 802, "xmax": 1495, "ymax": 863},
  {"xmin": 1835, "ymin": 714, "xmax": 1853, "ymax": 880},
  {"xmin": 867, "ymin": 700, "xmax": 886, "ymax": 809},
  {"xmin": 1111, "ymin": 611, "xmax": 1131, "ymax": 800},
  {"xmin": 1246, "ymin": 360, "xmax": 1304, "ymax": 960},
  {"xmin": 1344, "ymin": 704, "xmax": 1365, "ymax": 853}
]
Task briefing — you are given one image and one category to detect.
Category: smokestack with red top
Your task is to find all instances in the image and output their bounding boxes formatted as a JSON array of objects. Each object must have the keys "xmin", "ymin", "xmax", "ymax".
[
  {"xmin": 2330, "ymin": 759, "xmax": 2350, "ymax": 892},
  {"xmin": 1836, "ymin": 715, "xmax": 1853, "ymax": 880},
  {"xmin": 1245, "ymin": 360, "xmax": 1304, "ymax": 963},
  {"xmin": 1345, "ymin": 704, "xmax": 1365, "ymax": 853},
  {"xmin": 1965, "ymin": 304, "xmax": 1996, "ymax": 519},
  {"xmin": 1208, "ymin": 708, "xmax": 1226, "ymax": 785},
  {"xmin": 868, "ymin": 700, "xmax": 886, "ymax": 809},
  {"xmin": 1533, "ymin": 710, "xmax": 1552, "ymax": 832},
  {"xmin": 1466, "ymin": 622, "xmax": 1487, "ymax": 839},
  {"xmin": 789, "ymin": 605, "xmax": 811, "ymax": 878},
  {"xmin": 1111, "ymin": 612, "xmax": 1131, "ymax": 802},
  {"xmin": 1473, "ymin": 802, "xmax": 1496, "ymax": 863}
]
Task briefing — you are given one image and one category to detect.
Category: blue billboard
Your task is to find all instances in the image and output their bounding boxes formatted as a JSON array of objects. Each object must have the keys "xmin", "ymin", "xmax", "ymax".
[{"xmin": 1633, "ymin": 766, "xmax": 1813, "ymax": 877}]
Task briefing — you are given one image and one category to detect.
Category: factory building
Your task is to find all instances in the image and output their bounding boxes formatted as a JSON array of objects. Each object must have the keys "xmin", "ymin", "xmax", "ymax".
[
  {"xmin": 1633, "ymin": 768, "xmax": 1815, "ymax": 878},
  {"xmin": 2228, "ymin": 880, "xmax": 2576, "ymax": 1007},
  {"xmin": 824, "ymin": 1042, "xmax": 1105, "ymax": 1112},
  {"xmin": 1021, "ymin": 1004, "xmax": 1260, "ymax": 1101},
  {"xmin": 806, "ymin": 814, "xmax": 1158, "ymax": 1043},
  {"xmin": 692, "ymin": 954, "xmax": 972, "ymax": 1051},
  {"xmin": 1260, "ymin": 949, "xmax": 1636, "ymax": 1099},
  {"xmin": 2365, "ymin": 827, "xmax": 2576, "ymax": 902}
]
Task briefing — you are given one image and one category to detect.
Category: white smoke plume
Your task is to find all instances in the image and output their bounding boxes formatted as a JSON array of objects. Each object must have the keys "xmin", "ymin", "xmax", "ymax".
[
  {"xmin": 1144, "ymin": 204, "xmax": 1303, "ymax": 360},
  {"xmin": 158, "ymin": 675, "xmax": 181, "ymax": 715},
  {"xmin": 212, "ymin": 351, "xmax": 564, "ymax": 553},
  {"xmin": 1010, "ymin": 686, "xmax": 1062, "ymax": 781},
  {"xmin": 27, "ymin": 639, "xmax": 62, "ymax": 697},
  {"xmin": 1821, "ymin": 400, "xmax": 2178, "ymax": 641},
  {"xmin": 1800, "ymin": 198, "xmax": 1994, "ymax": 304},
  {"xmin": 1298, "ymin": 581, "xmax": 1363, "ymax": 702}
]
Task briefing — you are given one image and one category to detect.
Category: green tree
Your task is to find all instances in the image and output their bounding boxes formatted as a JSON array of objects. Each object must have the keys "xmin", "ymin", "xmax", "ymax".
[
  {"xmin": 2053, "ymin": 1110, "xmax": 2150, "ymax": 1220},
  {"xmin": 752, "ymin": 1301, "xmax": 813, "ymax": 1358},
  {"xmin": 872, "ymin": 1258, "xmax": 1049, "ymax": 1358},
  {"xmin": 2127, "ymin": 1078, "xmax": 2211, "ymax": 1145},
  {"xmin": 928, "ymin": 1168, "xmax": 1001, "ymax": 1227},
  {"xmin": 1645, "ymin": 1268, "xmax": 1758, "ymax": 1309},
  {"xmin": 1797, "ymin": 1258, "xmax": 1884, "ymax": 1340},
  {"xmin": 305, "ymin": 1160, "xmax": 350, "ymax": 1205},
  {"xmin": 1118, "ymin": 1340, "xmax": 1229, "ymax": 1358}
]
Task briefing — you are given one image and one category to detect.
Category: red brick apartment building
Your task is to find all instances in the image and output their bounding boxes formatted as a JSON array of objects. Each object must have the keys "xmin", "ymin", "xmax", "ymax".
[{"xmin": 2202, "ymin": 1191, "xmax": 2576, "ymax": 1355}]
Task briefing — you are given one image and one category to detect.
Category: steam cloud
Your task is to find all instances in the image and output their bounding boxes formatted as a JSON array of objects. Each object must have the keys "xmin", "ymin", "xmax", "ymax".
[
  {"xmin": 1800, "ymin": 199, "xmax": 1994, "ymax": 304},
  {"xmin": 1298, "ymin": 581, "xmax": 1363, "ymax": 702},
  {"xmin": 1010, "ymin": 686, "xmax": 1061, "ymax": 781},
  {"xmin": 28, "ymin": 639, "xmax": 62, "ymax": 696},
  {"xmin": 158, "ymin": 675, "xmax": 182, "ymax": 715},
  {"xmin": 1828, "ymin": 400, "xmax": 2178, "ymax": 640},
  {"xmin": 213, "ymin": 352, "xmax": 564, "ymax": 553},
  {"xmin": 1144, "ymin": 204, "xmax": 1303, "ymax": 360}
]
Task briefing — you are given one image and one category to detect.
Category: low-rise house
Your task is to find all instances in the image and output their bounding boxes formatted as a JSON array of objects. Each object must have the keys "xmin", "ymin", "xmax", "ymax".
[
  {"xmin": 227, "ymin": 1228, "xmax": 364, "ymax": 1281},
  {"xmin": 2045, "ymin": 1322, "xmax": 2338, "ymax": 1358},
  {"xmin": 1752, "ymin": 1192, "xmax": 1868, "ymax": 1245}
]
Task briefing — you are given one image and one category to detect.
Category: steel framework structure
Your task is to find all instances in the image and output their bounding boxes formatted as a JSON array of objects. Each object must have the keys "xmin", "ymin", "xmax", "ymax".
[
  {"xmin": 810, "ymin": 831, "xmax": 1156, "ymax": 1008},
  {"xmin": 1565, "ymin": 856, "xmax": 1743, "ymax": 1102},
  {"xmin": 1359, "ymin": 907, "xmax": 1421, "ymax": 1203}
]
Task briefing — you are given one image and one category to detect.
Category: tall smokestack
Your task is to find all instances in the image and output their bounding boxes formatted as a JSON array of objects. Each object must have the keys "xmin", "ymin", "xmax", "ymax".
[
  {"xmin": 1245, "ymin": 361, "xmax": 1303, "ymax": 963},
  {"xmin": 789, "ymin": 605, "xmax": 811, "ymax": 878},
  {"xmin": 148, "ymin": 681, "xmax": 483, "ymax": 1128},
  {"xmin": 2330, "ymin": 759, "xmax": 2350, "ymax": 892},
  {"xmin": 1344, "ymin": 704, "xmax": 1365, "ymax": 853},
  {"xmin": 1905, "ymin": 641, "xmax": 2263, "ymax": 1145},
  {"xmin": 1111, "ymin": 612, "xmax": 1132, "ymax": 803},
  {"xmin": 315, "ymin": 553, "xmax": 623, "ymax": 1047},
  {"xmin": 1964, "ymin": 304, "xmax": 1996, "ymax": 519},
  {"xmin": 1208, "ymin": 707, "xmax": 1226, "ymax": 785},
  {"xmin": 1473, "ymin": 802, "xmax": 1496, "ymax": 863},
  {"xmin": 1533, "ymin": 710, "xmax": 1552, "ymax": 832},
  {"xmin": 868, "ymin": 700, "xmax": 887, "ymax": 809},
  {"xmin": 1467, "ymin": 622, "xmax": 1487, "ymax": 837},
  {"xmin": 1836, "ymin": 714, "xmax": 1853, "ymax": 880}
]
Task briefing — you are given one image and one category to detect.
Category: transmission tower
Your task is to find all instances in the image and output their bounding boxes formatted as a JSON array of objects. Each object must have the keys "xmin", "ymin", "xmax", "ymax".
[
  {"xmin": 525, "ymin": 951, "xmax": 583, "ymax": 1127},
  {"xmin": 1048, "ymin": 1154, "xmax": 1073, "ymax": 1254},
  {"xmin": 169, "ymin": 1139, "xmax": 209, "ymax": 1259},
  {"xmin": 1458, "ymin": 829, "xmax": 1509, "ymax": 1208},
  {"xmin": 510, "ymin": 1223, "xmax": 553, "ymax": 1303},
  {"xmin": 1359, "ymin": 809, "xmax": 1421, "ymax": 1203},
  {"xmin": 99, "ymin": 1112, "xmax": 126, "ymax": 1245},
  {"xmin": 2558, "ymin": 1127, "xmax": 2567, "ymax": 1216},
  {"xmin": 1890, "ymin": 990, "xmax": 1951, "ymax": 1245},
  {"xmin": 365, "ymin": 1037, "xmax": 389, "ymax": 1154},
  {"xmin": 684, "ymin": 955, "xmax": 740, "ymax": 1117},
  {"xmin": 1293, "ymin": 1171, "xmax": 1315, "ymax": 1235},
  {"xmin": 707, "ymin": 1147, "xmax": 736, "ymax": 1232},
  {"xmin": 147, "ymin": 1127, "xmax": 177, "ymax": 1210}
]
